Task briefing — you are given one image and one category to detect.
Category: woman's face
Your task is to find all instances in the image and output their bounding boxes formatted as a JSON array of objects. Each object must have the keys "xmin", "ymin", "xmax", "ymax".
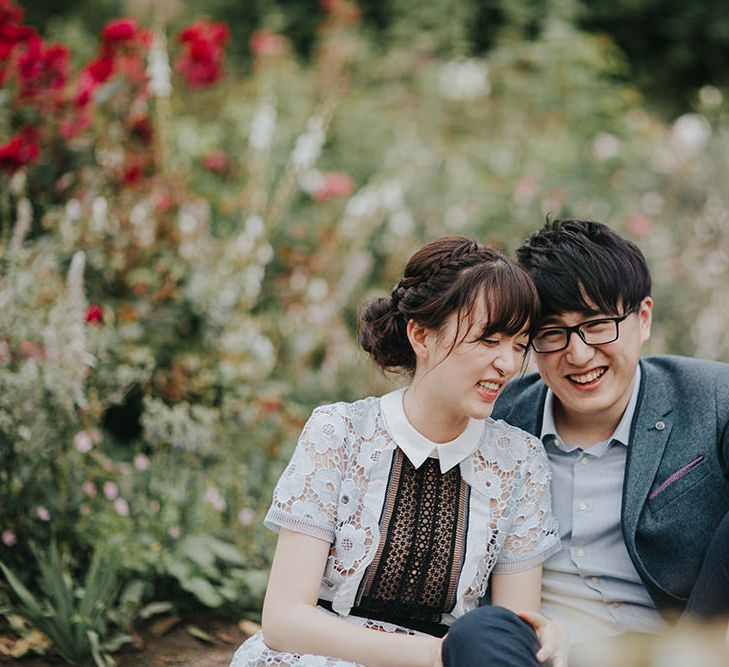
[{"xmin": 415, "ymin": 300, "xmax": 529, "ymax": 425}]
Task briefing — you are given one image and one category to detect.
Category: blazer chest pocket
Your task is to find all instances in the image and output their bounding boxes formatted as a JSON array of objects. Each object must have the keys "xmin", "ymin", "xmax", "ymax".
[{"xmin": 648, "ymin": 456, "xmax": 710, "ymax": 512}]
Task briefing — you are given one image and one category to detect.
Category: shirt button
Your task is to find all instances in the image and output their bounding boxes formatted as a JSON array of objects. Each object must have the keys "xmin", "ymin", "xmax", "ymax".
[
  {"xmin": 576, "ymin": 548, "xmax": 585, "ymax": 557},
  {"xmin": 580, "ymin": 456, "xmax": 588, "ymax": 465},
  {"xmin": 578, "ymin": 502, "xmax": 588, "ymax": 511}
]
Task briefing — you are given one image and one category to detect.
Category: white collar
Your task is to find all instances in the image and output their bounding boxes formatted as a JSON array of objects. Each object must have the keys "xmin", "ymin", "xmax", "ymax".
[
  {"xmin": 540, "ymin": 365, "xmax": 642, "ymax": 447},
  {"xmin": 380, "ymin": 388, "xmax": 484, "ymax": 473}
]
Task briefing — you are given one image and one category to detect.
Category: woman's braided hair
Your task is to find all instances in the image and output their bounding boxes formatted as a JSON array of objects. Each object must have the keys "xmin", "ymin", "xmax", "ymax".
[{"xmin": 359, "ymin": 236, "xmax": 539, "ymax": 373}]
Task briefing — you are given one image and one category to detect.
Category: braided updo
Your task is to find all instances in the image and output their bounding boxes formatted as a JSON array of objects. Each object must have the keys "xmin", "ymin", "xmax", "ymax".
[{"xmin": 359, "ymin": 236, "xmax": 539, "ymax": 372}]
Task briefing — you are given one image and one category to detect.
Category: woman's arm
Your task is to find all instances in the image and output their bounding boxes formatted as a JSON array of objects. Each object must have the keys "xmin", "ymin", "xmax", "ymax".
[
  {"xmin": 491, "ymin": 566, "xmax": 567, "ymax": 667},
  {"xmin": 261, "ymin": 528, "xmax": 443, "ymax": 667},
  {"xmin": 490, "ymin": 566, "xmax": 542, "ymax": 613}
]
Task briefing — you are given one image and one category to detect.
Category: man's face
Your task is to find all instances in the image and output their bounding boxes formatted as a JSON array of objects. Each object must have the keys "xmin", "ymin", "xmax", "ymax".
[{"xmin": 534, "ymin": 297, "xmax": 653, "ymax": 427}]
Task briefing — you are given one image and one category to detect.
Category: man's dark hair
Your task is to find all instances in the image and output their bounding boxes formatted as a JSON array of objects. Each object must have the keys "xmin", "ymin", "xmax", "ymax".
[{"xmin": 516, "ymin": 219, "xmax": 652, "ymax": 322}]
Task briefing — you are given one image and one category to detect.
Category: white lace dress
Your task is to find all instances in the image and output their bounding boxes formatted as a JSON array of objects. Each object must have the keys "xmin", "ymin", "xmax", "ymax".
[{"xmin": 230, "ymin": 388, "xmax": 560, "ymax": 667}]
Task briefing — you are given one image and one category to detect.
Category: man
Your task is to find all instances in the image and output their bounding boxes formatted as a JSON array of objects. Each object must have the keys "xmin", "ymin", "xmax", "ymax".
[{"xmin": 491, "ymin": 219, "xmax": 729, "ymax": 653}]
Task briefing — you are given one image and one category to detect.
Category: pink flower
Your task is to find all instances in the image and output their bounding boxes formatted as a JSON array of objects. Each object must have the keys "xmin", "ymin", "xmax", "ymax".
[
  {"xmin": 205, "ymin": 487, "xmax": 226, "ymax": 512},
  {"xmin": 238, "ymin": 508, "xmax": 255, "ymax": 526},
  {"xmin": 626, "ymin": 215, "xmax": 653, "ymax": 238},
  {"xmin": 36, "ymin": 506, "xmax": 50, "ymax": 521},
  {"xmin": 113, "ymin": 498, "xmax": 130, "ymax": 516},
  {"xmin": 82, "ymin": 480, "xmax": 97, "ymax": 497},
  {"xmin": 168, "ymin": 526, "xmax": 181, "ymax": 538},
  {"xmin": 74, "ymin": 431, "xmax": 94, "ymax": 453},
  {"xmin": 1, "ymin": 530, "xmax": 17, "ymax": 547},
  {"xmin": 201, "ymin": 150, "xmax": 228, "ymax": 174},
  {"xmin": 133, "ymin": 453, "xmax": 149, "ymax": 471},
  {"xmin": 313, "ymin": 172, "xmax": 355, "ymax": 202},
  {"xmin": 103, "ymin": 481, "xmax": 118, "ymax": 500},
  {"xmin": 90, "ymin": 429, "xmax": 102, "ymax": 444},
  {"xmin": 249, "ymin": 29, "xmax": 288, "ymax": 58}
]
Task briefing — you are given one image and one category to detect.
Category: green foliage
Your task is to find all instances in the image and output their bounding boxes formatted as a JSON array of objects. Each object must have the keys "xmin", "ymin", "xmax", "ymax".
[{"xmin": 0, "ymin": 542, "xmax": 128, "ymax": 665}]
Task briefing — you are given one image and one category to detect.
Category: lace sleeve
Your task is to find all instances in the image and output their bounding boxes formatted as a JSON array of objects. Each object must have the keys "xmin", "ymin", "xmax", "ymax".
[
  {"xmin": 493, "ymin": 433, "xmax": 560, "ymax": 573},
  {"xmin": 264, "ymin": 405, "xmax": 349, "ymax": 543}
]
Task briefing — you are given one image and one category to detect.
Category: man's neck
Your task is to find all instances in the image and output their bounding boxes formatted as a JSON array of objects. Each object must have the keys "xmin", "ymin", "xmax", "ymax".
[{"xmin": 553, "ymin": 397, "xmax": 630, "ymax": 448}]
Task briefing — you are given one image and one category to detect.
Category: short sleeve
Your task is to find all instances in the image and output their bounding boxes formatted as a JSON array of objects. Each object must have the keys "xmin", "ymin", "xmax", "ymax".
[
  {"xmin": 493, "ymin": 434, "xmax": 560, "ymax": 573},
  {"xmin": 264, "ymin": 405, "xmax": 348, "ymax": 543}
]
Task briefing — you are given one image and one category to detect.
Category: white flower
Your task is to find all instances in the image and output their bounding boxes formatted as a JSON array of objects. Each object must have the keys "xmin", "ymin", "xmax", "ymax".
[
  {"xmin": 146, "ymin": 32, "xmax": 172, "ymax": 98},
  {"xmin": 592, "ymin": 132, "xmax": 620, "ymax": 161},
  {"xmin": 312, "ymin": 469, "xmax": 340, "ymax": 506},
  {"xmin": 249, "ymin": 101, "xmax": 277, "ymax": 151},
  {"xmin": 438, "ymin": 59, "xmax": 490, "ymax": 101},
  {"xmin": 291, "ymin": 117, "xmax": 326, "ymax": 169},
  {"xmin": 74, "ymin": 431, "xmax": 94, "ymax": 453},
  {"xmin": 671, "ymin": 113, "xmax": 711, "ymax": 154}
]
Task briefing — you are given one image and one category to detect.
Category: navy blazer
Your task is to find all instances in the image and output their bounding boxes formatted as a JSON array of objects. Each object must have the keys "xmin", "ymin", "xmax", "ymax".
[{"xmin": 492, "ymin": 355, "xmax": 729, "ymax": 614}]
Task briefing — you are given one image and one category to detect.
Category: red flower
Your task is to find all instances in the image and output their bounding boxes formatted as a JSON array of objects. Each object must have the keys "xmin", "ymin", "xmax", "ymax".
[
  {"xmin": 202, "ymin": 150, "xmax": 228, "ymax": 174},
  {"xmin": 122, "ymin": 163, "xmax": 143, "ymax": 186},
  {"xmin": 249, "ymin": 29, "xmax": 288, "ymax": 58},
  {"xmin": 102, "ymin": 18, "xmax": 137, "ymax": 44},
  {"xmin": 85, "ymin": 305, "xmax": 104, "ymax": 324},
  {"xmin": 0, "ymin": 127, "xmax": 39, "ymax": 173},
  {"xmin": 313, "ymin": 172, "xmax": 355, "ymax": 202},
  {"xmin": 175, "ymin": 19, "xmax": 229, "ymax": 88}
]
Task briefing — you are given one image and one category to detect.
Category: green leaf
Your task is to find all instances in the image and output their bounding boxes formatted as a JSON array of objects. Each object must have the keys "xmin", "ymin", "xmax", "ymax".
[
  {"xmin": 180, "ymin": 578, "xmax": 224, "ymax": 608},
  {"xmin": 204, "ymin": 537, "xmax": 246, "ymax": 565},
  {"xmin": 138, "ymin": 601, "xmax": 174, "ymax": 620}
]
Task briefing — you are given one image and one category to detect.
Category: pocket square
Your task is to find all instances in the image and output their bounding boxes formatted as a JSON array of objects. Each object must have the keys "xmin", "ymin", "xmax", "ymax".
[{"xmin": 649, "ymin": 455, "xmax": 705, "ymax": 501}]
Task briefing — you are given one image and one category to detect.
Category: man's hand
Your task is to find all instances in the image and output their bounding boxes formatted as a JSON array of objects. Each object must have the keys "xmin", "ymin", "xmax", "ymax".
[{"xmin": 517, "ymin": 610, "xmax": 568, "ymax": 667}]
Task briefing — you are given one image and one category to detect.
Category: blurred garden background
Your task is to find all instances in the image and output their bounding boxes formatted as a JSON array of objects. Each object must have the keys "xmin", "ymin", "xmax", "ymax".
[{"xmin": 2, "ymin": 0, "xmax": 729, "ymax": 663}]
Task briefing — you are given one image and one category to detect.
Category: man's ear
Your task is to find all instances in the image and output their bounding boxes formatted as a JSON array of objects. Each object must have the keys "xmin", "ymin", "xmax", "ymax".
[
  {"xmin": 638, "ymin": 296, "xmax": 653, "ymax": 344},
  {"xmin": 406, "ymin": 319, "xmax": 430, "ymax": 360}
]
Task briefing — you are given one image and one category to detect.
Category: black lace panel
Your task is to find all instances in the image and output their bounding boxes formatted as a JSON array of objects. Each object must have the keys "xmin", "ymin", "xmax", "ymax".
[{"xmin": 355, "ymin": 449, "xmax": 470, "ymax": 625}]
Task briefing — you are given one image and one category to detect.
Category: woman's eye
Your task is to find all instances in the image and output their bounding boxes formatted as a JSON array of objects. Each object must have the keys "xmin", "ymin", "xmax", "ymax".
[{"xmin": 481, "ymin": 339, "xmax": 499, "ymax": 347}]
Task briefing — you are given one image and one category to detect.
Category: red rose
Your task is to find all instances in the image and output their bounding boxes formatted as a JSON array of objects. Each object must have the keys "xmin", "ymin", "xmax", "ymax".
[
  {"xmin": 122, "ymin": 163, "xmax": 143, "ymax": 186},
  {"xmin": 313, "ymin": 172, "xmax": 355, "ymax": 202},
  {"xmin": 102, "ymin": 18, "xmax": 137, "ymax": 44},
  {"xmin": 85, "ymin": 305, "xmax": 104, "ymax": 324},
  {"xmin": 175, "ymin": 19, "xmax": 229, "ymax": 88},
  {"xmin": 0, "ymin": 127, "xmax": 39, "ymax": 173}
]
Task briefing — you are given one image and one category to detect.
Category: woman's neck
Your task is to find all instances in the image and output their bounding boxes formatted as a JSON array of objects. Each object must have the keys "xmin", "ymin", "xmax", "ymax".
[{"xmin": 402, "ymin": 379, "xmax": 468, "ymax": 444}]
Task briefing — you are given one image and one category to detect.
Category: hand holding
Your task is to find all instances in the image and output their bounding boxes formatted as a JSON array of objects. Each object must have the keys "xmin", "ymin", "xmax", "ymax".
[{"xmin": 516, "ymin": 610, "xmax": 568, "ymax": 667}]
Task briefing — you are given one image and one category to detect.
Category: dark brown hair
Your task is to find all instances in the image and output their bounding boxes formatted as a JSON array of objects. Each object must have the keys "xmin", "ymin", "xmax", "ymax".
[
  {"xmin": 359, "ymin": 236, "xmax": 539, "ymax": 372},
  {"xmin": 516, "ymin": 219, "xmax": 651, "ymax": 322}
]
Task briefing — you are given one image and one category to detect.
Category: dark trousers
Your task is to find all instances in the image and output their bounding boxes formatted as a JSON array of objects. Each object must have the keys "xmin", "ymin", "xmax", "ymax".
[{"xmin": 441, "ymin": 605, "xmax": 542, "ymax": 667}]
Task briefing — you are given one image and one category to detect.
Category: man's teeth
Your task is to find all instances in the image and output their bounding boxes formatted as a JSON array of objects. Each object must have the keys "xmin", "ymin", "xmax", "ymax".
[
  {"xmin": 477, "ymin": 381, "xmax": 500, "ymax": 392},
  {"xmin": 569, "ymin": 368, "xmax": 606, "ymax": 384}
]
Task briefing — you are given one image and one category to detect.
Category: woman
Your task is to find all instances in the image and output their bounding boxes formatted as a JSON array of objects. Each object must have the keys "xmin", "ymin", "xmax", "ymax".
[{"xmin": 231, "ymin": 237, "xmax": 563, "ymax": 667}]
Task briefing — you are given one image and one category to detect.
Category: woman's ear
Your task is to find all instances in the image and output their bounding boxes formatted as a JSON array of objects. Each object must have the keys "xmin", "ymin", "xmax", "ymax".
[{"xmin": 406, "ymin": 319, "xmax": 430, "ymax": 360}]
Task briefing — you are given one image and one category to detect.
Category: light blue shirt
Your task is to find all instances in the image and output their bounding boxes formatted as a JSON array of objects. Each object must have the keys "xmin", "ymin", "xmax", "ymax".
[{"xmin": 539, "ymin": 367, "xmax": 667, "ymax": 640}]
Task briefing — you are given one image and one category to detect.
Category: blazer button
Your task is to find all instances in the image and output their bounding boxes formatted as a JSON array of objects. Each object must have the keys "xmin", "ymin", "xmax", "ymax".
[{"xmin": 655, "ymin": 421, "xmax": 665, "ymax": 431}]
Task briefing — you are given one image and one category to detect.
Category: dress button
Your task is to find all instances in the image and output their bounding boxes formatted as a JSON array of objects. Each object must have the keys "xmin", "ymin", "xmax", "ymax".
[
  {"xmin": 576, "ymin": 548, "xmax": 585, "ymax": 557},
  {"xmin": 578, "ymin": 502, "xmax": 587, "ymax": 511},
  {"xmin": 591, "ymin": 577, "xmax": 599, "ymax": 584},
  {"xmin": 612, "ymin": 602, "xmax": 621, "ymax": 608},
  {"xmin": 655, "ymin": 421, "xmax": 665, "ymax": 431},
  {"xmin": 580, "ymin": 457, "xmax": 588, "ymax": 465}
]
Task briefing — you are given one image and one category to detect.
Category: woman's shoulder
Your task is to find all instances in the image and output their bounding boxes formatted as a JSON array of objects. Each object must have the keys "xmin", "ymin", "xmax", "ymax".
[
  {"xmin": 306, "ymin": 395, "xmax": 384, "ymax": 435},
  {"xmin": 468, "ymin": 418, "xmax": 548, "ymax": 476}
]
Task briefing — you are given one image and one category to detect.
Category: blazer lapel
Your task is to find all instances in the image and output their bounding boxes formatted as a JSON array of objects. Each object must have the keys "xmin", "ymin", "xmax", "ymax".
[{"xmin": 622, "ymin": 361, "xmax": 675, "ymax": 539}]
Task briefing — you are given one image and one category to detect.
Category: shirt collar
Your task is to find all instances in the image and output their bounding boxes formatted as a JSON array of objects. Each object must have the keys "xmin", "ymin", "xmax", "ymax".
[
  {"xmin": 380, "ymin": 387, "xmax": 483, "ymax": 473},
  {"xmin": 540, "ymin": 365, "xmax": 642, "ymax": 448}
]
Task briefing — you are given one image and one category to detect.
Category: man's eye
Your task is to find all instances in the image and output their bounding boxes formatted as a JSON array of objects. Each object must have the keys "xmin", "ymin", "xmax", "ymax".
[
  {"xmin": 581, "ymin": 320, "xmax": 613, "ymax": 334},
  {"xmin": 536, "ymin": 329, "xmax": 564, "ymax": 341}
]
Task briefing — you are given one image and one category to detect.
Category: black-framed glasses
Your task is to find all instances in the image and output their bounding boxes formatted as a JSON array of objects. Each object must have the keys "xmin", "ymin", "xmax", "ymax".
[{"xmin": 531, "ymin": 309, "xmax": 636, "ymax": 354}]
